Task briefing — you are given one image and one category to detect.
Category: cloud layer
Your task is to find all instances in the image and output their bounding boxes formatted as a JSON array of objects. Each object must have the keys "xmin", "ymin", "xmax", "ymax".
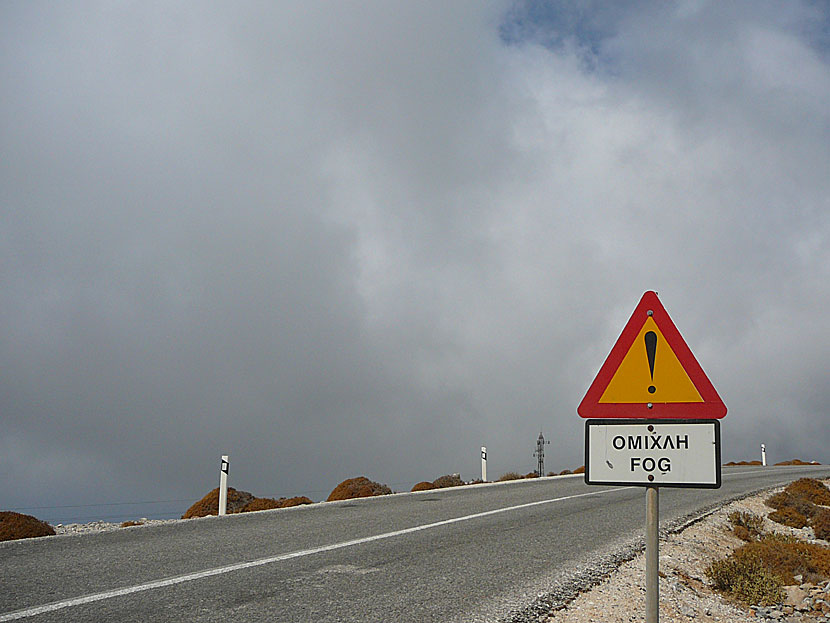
[{"xmin": 2, "ymin": 1, "xmax": 828, "ymax": 520}]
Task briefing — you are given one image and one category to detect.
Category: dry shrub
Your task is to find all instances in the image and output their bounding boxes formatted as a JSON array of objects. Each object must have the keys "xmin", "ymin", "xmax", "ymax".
[
  {"xmin": 766, "ymin": 479, "xmax": 830, "ymax": 535},
  {"xmin": 814, "ymin": 508, "xmax": 830, "ymax": 541},
  {"xmin": 497, "ymin": 472, "xmax": 523, "ymax": 482},
  {"xmin": 786, "ymin": 478, "xmax": 830, "ymax": 506},
  {"xmin": 706, "ymin": 553, "xmax": 783, "ymax": 605},
  {"xmin": 729, "ymin": 511, "xmax": 765, "ymax": 541},
  {"xmin": 120, "ymin": 520, "xmax": 144, "ymax": 528},
  {"xmin": 327, "ymin": 477, "xmax": 392, "ymax": 502},
  {"xmin": 279, "ymin": 496, "xmax": 313, "ymax": 508},
  {"xmin": 0, "ymin": 511, "xmax": 55, "ymax": 542},
  {"xmin": 765, "ymin": 491, "xmax": 791, "ymax": 510},
  {"xmin": 708, "ymin": 478, "xmax": 830, "ymax": 603},
  {"xmin": 737, "ymin": 534, "xmax": 830, "ymax": 585},
  {"xmin": 181, "ymin": 487, "xmax": 255, "ymax": 519},
  {"xmin": 559, "ymin": 469, "xmax": 573, "ymax": 475},
  {"xmin": 242, "ymin": 498, "xmax": 284, "ymax": 512},
  {"xmin": 765, "ymin": 491, "xmax": 817, "ymax": 518},
  {"xmin": 524, "ymin": 472, "xmax": 539, "ymax": 479},
  {"xmin": 768, "ymin": 507, "xmax": 809, "ymax": 529},
  {"xmin": 431, "ymin": 474, "xmax": 464, "ymax": 489},
  {"xmin": 411, "ymin": 481, "xmax": 436, "ymax": 492},
  {"xmin": 240, "ymin": 496, "xmax": 313, "ymax": 512},
  {"xmin": 573, "ymin": 466, "xmax": 586, "ymax": 474},
  {"xmin": 775, "ymin": 459, "xmax": 821, "ymax": 466}
]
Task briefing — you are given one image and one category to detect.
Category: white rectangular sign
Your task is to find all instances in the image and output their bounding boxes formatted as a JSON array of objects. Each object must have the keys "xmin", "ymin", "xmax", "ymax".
[{"xmin": 585, "ymin": 419, "xmax": 721, "ymax": 488}]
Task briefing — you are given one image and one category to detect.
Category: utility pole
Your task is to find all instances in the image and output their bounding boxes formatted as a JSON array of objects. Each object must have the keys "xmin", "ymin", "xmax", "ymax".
[{"xmin": 534, "ymin": 432, "xmax": 550, "ymax": 477}]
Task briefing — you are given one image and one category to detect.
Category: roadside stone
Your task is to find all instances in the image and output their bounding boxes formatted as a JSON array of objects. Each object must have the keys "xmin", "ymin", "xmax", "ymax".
[
  {"xmin": 784, "ymin": 586, "xmax": 809, "ymax": 606},
  {"xmin": 52, "ymin": 517, "xmax": 179, "ymax": 535}
]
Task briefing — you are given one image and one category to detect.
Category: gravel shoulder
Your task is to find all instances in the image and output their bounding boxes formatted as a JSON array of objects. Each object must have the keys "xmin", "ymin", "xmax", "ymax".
[
  {"xmin": 541, "ymin": 480, "xmax": 830, "ymax": 623},
  {"xmin": 52, "ymin": 517, "xmax": 180, "ymax": 535}
]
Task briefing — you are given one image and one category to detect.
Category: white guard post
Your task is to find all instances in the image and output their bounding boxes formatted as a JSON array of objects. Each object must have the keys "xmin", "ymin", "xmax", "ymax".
[
  {"xmin": 761, "ymin": 444, "xmax": 767, "ymax": 467},
  {"xmin": 219, "ymin": 455, "xmax": 229, "ymax": 516},
  {"xmin": 481, "ymin": 447, "xmax": 487, "ymax": 482}
]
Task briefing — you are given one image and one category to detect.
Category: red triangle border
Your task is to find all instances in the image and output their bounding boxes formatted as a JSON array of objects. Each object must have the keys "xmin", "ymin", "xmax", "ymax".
[{"xmin": 577, "ymin": 291, "xmax": 726, "ymax": 419}]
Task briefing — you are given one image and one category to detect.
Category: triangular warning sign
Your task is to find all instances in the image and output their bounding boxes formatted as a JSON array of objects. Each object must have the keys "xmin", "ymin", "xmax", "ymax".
[{"xmin": 578, "ymin": 291, "xmax": 726, "ymax": 419}]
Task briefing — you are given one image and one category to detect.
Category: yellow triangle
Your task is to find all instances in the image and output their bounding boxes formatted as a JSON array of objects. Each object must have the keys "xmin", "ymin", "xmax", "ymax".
[{"xmin": 599, "ymin": 317, "xmax": 703, "ymax": 403}]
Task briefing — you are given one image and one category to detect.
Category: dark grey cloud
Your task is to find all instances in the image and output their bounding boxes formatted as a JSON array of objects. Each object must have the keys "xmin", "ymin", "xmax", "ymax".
[{"xmin": 1, "ymin": 1, "xmax": 828, "ymax": 522}]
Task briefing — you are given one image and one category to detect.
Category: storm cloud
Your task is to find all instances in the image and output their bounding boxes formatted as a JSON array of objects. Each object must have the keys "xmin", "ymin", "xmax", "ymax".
[{"xmin": 2, "ymin": 1, "xmax": 828, "ymax": 521}]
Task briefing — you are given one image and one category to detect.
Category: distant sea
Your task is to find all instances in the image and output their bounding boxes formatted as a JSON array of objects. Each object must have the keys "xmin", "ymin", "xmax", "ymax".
[{"xmin": 10, "ymin": 500, "xmax": 191, "ymax": 526}]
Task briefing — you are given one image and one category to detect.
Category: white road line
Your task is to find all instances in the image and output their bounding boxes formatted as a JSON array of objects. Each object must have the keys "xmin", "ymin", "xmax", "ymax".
[{"xmin": 1, "ymin": 487, "xmax": 627, "ymax": 621}]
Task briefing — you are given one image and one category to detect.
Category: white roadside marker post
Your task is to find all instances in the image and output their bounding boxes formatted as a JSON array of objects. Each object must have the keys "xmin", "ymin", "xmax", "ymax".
[
  {"xmin": 761, "ymin": 443, "xmax": 767, "ymax": 467},
  {"xmin": 218, "ymin": 455, "xmax": 229, "ymax": 516},
  {"xmin": 481, "ymin": 447, "xmax": 487, "ymax": 482}
]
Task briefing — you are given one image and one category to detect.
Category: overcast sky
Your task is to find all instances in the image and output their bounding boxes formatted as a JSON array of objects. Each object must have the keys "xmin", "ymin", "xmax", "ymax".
[{"xmin": 2, "ymin": 1, "xmax": 828, "ymax": 523}]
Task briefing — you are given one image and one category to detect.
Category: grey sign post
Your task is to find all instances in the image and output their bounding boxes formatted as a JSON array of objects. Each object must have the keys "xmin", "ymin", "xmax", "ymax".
[{"xmin": 578, "ymin": 292, "xmax": 727, "ymax": 623}]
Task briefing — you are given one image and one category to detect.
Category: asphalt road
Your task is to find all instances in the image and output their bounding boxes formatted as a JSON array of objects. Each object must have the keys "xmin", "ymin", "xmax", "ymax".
[{"xmin": 2, "ymin": 465, "xmax": 829, "ymax": 623}]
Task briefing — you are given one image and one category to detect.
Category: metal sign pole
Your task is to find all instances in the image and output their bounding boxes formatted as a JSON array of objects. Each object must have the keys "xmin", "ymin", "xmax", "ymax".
[
  {"xmin": 578, "ymin": 292, "xmax": 727, "ymax": 623},
  {"xmin": 646, "ymin": 485, "xmax": 659, "ymax": 623}
]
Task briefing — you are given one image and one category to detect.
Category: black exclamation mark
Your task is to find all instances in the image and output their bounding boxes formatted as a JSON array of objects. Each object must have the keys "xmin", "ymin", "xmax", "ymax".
[{"xmin": 645, "ymin": 331, "xmax": 657, "ymax": 394}]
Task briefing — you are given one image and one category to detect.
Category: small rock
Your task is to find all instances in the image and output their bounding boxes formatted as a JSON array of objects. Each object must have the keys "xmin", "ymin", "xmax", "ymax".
[
  {"xmin": 784, "ymin": 586, "xmax": 809, "ymax": 606},
  {"xmin": 794, "ymin": 575, "xmax": 804, "ymax": 584}
]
